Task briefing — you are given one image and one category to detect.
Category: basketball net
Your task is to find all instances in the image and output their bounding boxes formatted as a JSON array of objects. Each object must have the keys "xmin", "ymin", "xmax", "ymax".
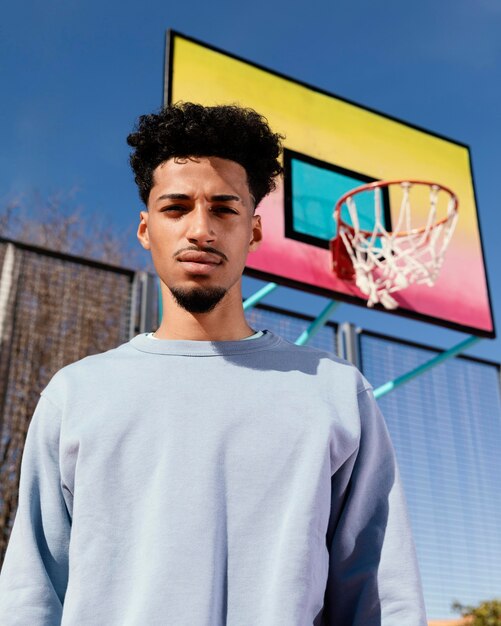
[{"xmin": 330, "ymin": 180, "xmax": 459, "ymax": 309}]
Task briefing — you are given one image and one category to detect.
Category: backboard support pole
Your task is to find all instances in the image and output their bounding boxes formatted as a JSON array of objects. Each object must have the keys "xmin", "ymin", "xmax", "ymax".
[
  {"xmin": 243, "ymin": 282, "xmax": 279, "ymax": 311},
  {"xmin": 295, "ymin": 300, "xmax": 341, "ymax": 346},
  {"xmin": 374, "ymin": 335, "xmax": 482, "ymax": 399}
]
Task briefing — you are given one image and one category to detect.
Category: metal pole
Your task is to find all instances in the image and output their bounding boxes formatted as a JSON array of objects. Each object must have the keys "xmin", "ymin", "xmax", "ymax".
[
  {"xmin": 129, "ymin": 272, "xmax": 141, "ymax": 339},
  {"xmin": 295, "ymin": 300, "xmax": 341, "ymax": 346},
  {"xmin": 338, "ymin": 322, "xmax": 361, "ymax": 367},
  {"xmin": 373, "ymin": 335, "xmax": 482, "ymax": 399},
  {"xmin": 243, "ymin": 282, "xmax": 279, "ymax": 311},
  {"xmin": 157, "ymin": 275, "xmax": 163, "ymax": 325}
]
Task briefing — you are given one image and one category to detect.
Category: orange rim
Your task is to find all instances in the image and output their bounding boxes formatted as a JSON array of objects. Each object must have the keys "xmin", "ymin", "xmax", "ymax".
[{"xmin": 333, "ymin": 179, "xmax": 458, "ymax": 238}]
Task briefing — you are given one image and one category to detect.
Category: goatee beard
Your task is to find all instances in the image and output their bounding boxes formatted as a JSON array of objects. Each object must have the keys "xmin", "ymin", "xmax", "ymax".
[{"xmin": 169, "ymin": 284, "xmax": 228, "ymax": 314}]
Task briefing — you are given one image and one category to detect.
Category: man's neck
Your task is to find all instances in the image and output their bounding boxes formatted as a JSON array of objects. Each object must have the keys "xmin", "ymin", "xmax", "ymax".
[{"xmin": 154, "ymin": 282, "xmax": 255, "ymax": 341}]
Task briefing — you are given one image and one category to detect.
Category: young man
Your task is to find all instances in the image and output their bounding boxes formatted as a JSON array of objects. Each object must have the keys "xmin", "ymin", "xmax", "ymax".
[{"xmin": 0, "ymin": 103, "xmax": 427, "ymax": 625}]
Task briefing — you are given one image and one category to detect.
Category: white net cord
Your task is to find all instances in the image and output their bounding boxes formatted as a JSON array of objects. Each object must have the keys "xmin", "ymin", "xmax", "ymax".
[{"xmin": 337, "ymin": 181, "xmax": 458, "ymax": 309}]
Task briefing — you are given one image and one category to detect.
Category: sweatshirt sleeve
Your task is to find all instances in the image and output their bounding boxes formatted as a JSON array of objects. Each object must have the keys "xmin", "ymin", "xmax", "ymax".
[
  {"xmin": 322, "ymin": 386, "xmax": 427, "ymax": 625},
  {"xmin": 0, "ymin": 392, "xmax": 70, "ymax": 625}
]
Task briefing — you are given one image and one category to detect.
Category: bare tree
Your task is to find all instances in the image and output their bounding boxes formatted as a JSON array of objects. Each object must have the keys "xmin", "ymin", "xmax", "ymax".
[{"xmin": 0, "ymin": 190, "xmax": 154, "ymax": 272}]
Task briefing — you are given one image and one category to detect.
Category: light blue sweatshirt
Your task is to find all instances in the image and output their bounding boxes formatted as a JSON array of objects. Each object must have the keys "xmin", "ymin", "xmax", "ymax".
[{"xmin": 0, "ymin": 329, "xmax": 427, "ymax": 625}]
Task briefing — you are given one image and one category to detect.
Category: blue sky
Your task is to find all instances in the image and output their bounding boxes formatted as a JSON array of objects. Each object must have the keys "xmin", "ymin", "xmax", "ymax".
[{"xmin": 2, "ymin": 0, "xmax": 500, "ymax": 362}]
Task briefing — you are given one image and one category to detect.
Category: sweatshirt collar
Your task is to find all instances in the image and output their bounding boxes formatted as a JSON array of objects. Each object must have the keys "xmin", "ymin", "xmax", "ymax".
[{"xmin": 129, "ymin": 329, "xmax": 282, "ymax": 356}]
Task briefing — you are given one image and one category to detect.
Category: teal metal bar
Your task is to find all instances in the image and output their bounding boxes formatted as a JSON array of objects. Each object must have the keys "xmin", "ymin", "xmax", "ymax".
[
  {"xmin": 295, "ymin": 300, "xmax": 341, "ymax": 346},
  {"xmin": 373, "ymin": 335, "xmax": 482, "ymax": 399},
  {"xmin": 243, "ymin": 282, "xmax": 278, "ymax": 311}
]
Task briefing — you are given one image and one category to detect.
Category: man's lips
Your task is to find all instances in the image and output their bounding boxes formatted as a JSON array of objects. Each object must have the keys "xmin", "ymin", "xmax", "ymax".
[
  {"xmin": 177, "ymin": 251, "xmax": 222, "ymax": 275},
  {"xmin": 177, "ymin": 251, "xmax": 222, "ymax": 264}
]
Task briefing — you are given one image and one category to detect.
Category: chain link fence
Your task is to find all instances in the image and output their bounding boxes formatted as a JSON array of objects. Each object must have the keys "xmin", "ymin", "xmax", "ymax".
[{"xmin": 0, "ymin": 238, "xmax": 151, "ymax": 564}]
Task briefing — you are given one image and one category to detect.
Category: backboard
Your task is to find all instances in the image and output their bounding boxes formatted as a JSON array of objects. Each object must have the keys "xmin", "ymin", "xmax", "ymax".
[{"xmin": 165, "ymin": 31, "xmax": 495, "ymax": 338}]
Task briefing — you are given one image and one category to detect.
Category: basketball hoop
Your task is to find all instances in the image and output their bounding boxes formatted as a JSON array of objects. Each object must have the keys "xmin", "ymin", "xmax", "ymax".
[{"xmin": 330, "ymin": 179, "xmax": 459, "ymax": 309}]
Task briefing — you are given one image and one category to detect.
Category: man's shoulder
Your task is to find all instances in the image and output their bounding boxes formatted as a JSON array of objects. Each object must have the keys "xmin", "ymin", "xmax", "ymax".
[
  {"xmin": 273, "ymin": 333, "xmax": 345, "ymax": 364},
  {"xmin": 270, "ymin": 333, "xmax": 371, "ymax": 395},
  {"xmin": 40, "ymin": 338, "xmax": 136, "ymax": 406}
]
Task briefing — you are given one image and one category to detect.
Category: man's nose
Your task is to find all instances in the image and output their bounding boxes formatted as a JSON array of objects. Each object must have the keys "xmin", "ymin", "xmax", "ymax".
[{"xmin": 185, "ymin": 206, "xmax": 216, "ymax": 244}]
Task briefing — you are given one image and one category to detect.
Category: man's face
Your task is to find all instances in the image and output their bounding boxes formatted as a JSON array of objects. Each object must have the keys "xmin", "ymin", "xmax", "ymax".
[{"xmin": 137, "ymin": 156, "xmax": 262, "ymax": 314}]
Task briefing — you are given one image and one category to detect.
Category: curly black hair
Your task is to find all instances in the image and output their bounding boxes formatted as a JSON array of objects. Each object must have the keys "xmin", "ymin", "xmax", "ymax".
[{"xmin": 127, "ymin": 102, "xmax": 284, "ymax": 209}]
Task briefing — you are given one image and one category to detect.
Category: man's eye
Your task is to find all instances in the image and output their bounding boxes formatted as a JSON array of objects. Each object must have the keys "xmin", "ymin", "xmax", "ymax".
[
  {"xmin": 214, "ymin": 206, "xmax": 237, "ymax": 213},
  {"xmin": 161, "ymin": 206, "xmax": 185, "ymax": 212}
]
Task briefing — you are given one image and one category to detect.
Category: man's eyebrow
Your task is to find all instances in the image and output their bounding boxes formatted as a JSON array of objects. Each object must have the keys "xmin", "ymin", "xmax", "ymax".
[
  {"xmin": 155, "ymin": 193, "xmax": 242, "ymax": 203},
  {"xmin": 157, "ymin": 193, "xmax": 241, "ymax": 202},
  {"xmin": 210, "ymin": 194, "xmax": 241, "ymax": 202},
  {"xmin": 155, "ymin": 193, "xmax": 190, "ymax": 202}
]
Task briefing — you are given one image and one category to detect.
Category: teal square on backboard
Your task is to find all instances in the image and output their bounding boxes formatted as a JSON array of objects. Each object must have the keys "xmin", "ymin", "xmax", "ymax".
[{"xmin": 284, "ymin": 149, "xmax": 391, "ymax": 250}]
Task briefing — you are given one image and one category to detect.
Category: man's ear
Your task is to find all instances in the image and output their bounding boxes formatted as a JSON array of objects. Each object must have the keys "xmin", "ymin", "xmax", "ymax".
[
  {"xmin": 248, "ymin": 214, "xmax": 263, "ymax": 252},
  {"xmin": 137, "ymin": 210, "xmax": 151, "ymax": 250}
]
